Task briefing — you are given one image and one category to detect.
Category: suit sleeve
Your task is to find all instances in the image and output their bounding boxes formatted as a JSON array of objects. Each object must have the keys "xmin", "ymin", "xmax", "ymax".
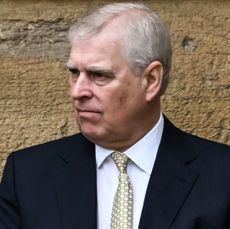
[{"xmin": 0, "ymin": 154, "xmax": 21, "ymax": 229}]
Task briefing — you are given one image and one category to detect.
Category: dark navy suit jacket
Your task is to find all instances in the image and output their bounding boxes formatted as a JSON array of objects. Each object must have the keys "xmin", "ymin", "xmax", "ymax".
[{"xmin": 0, "ymin": 117, "xmax": 230, "ymax": 229}]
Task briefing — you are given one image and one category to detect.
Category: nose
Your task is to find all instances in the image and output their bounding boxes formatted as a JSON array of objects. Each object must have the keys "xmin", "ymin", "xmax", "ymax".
[{"xmin": 70, "ymin": 73, "xmax": 93, "ymax": 100}]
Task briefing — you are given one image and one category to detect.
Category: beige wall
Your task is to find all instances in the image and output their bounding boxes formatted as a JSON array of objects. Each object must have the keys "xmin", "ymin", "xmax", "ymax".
[{"xmin": 0, "ymin": 0, "xmax": 229, "ymax": 176}]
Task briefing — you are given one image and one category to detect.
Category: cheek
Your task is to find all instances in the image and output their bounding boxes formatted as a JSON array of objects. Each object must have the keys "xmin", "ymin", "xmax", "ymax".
[
  {"xmin": 101, "ymin": 80, "xmax": 140, "ymax": 115},
  {"xmin": 109, "ymin": 91, "xmax": 132, "ymax": 117},
  {"xmin": 107, "ymin": 96, "xmax": 124, "ymax": 113},
  {"xmin": 118, "ymin": 94, "xmax": 126, "ymax": 106},
  {"xmin": 101, "ymin": 91, "xmax": 127, "ymax": 119}
]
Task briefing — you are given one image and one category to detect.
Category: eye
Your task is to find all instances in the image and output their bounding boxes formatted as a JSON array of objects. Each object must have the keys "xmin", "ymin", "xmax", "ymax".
[
  {"xmin": 68, "ymin": 68, "xmax": 80, "ymax": 82},
  {"xmin": 91, "ymin": 71, "xmax": 104, "ymax": 78},
  {"xmin": 89, "ymin": 70, "xmax": 114, "ymax": 86}
]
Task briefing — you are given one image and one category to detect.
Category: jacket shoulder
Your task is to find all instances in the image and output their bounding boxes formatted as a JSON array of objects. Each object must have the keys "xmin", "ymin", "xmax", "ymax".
[
  {"xmin": 7, "ymin": 133, "xmax": 92, "ymax": 169},
  {"xmin": 163, "ymin": 116, "xmax": 230, "ymax": 166}
]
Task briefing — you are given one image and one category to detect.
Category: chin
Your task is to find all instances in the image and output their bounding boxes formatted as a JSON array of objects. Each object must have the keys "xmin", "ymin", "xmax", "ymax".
[{"xmin": 80, "ymin": 126, "xmax": 106, "ymax": 144}]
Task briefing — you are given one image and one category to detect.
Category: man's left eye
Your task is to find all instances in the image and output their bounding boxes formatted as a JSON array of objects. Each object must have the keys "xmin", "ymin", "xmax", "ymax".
[
  {"xmin": 92, "ymin": 72, "xmax": 104, "ymax": 78},
  {"xmin": 90, "ymin": 71, "xmax": 113, "ymax": 86}
]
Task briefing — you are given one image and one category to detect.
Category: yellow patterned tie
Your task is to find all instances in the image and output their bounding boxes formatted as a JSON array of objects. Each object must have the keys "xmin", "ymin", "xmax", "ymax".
[{"xmin": 111, "ymin": 152, "xmax": 133, "ymax": 229}]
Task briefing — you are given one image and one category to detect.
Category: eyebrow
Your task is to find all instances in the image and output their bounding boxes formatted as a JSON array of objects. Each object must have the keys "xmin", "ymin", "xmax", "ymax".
[
  {"xmin": 66, "ymin": 64, "xmax": 115, "ymax": 78},
  {"xmin": 87, "ymin": 66, "xmax": 115, "ymax": 77}
]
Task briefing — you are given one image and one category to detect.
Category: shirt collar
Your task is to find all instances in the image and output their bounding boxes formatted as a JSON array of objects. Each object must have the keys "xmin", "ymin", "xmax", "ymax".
[{"xmin": 96, "ymin": 113, "xmax": 164, "ymax": 175}]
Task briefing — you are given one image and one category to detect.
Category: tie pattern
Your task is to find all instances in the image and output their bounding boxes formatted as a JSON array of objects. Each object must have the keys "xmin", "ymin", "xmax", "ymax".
[{"xmin": 111, "ymin": 152, "xmax": 133, "ymax": 229}]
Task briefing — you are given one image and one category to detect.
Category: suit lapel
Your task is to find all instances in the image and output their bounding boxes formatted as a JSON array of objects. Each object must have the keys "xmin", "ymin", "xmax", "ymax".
[
  {"xmin": 52, "ymin": 135, "xmax": 97, "ymax": 229},
  {"xmin": 139, "ymin": 117, "xmax": 199, "ymax": 229}
]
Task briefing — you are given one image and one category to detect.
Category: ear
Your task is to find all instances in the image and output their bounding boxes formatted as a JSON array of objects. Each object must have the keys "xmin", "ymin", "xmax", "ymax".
[{"xmin": 142, "ymin": 61, "xmax": 163, "ymax": 102}]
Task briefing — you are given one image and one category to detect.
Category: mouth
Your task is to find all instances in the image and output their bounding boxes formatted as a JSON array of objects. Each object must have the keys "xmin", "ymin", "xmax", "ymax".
[
  {"xmin": 76, "ymin": 109, "xmax": 102, "ymax": 120},
  {"xmin": 77, "ymin": 108, "xmax": 101, "ymax": 113}
]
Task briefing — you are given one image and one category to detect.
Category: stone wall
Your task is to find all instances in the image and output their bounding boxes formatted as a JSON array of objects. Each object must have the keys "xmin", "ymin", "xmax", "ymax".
[{"xmin": 0, "ymin": 0, "xmax": 229, "ymax": 177}]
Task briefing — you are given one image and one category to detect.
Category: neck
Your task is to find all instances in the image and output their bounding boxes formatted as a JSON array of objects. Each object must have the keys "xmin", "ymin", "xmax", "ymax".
[
  {"xmin": 114, "ymin": 111, "xmax": 161, "ymax": 152},
  {"xmin": 97, "ymin": 103, "xmax": 161, "ymax": 152}
]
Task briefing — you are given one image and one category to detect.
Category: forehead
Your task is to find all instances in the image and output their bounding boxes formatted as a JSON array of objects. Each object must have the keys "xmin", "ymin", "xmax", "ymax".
[{"xmin": 67, "ymin": 29, "xmax": 127, "ymax": 70}]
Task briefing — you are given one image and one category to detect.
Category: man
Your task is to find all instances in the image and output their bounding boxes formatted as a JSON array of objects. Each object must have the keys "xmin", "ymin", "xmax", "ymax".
[{"xmin": 0, "ymin": 2, "xmax": 229, "ymax": 229}]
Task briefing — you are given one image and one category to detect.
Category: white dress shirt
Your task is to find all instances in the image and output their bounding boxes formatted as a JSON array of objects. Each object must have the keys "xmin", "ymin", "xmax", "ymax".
[{"xmin": 96, "ymin": 113, "xmax": 164, "ymax": 229}]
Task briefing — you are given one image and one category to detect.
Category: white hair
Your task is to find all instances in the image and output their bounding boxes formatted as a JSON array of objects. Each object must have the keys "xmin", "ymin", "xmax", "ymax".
[{"xmin": 68, "ymin": 2, "xmax": 172, "ymax": 94}]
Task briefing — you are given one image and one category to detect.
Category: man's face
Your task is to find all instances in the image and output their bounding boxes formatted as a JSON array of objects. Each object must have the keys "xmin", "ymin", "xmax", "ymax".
[{"xmin": 67, "ymin": 30, "xmax": 151, "ymax": 150}]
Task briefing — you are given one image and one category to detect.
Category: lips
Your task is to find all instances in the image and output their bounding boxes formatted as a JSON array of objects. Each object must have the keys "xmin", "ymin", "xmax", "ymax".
[
  {"xmin": 76, "ymin": 108, "xmax": 102, "ymax": 120},
  {"xmin": 77, "ymin": 108, "xmax": 101, "ymax": 113}
]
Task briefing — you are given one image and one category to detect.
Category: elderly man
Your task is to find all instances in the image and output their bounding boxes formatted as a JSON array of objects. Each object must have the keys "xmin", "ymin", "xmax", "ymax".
[{"xmin": 0, "ymin": 2, "xmax": 229, "ymax": 229}]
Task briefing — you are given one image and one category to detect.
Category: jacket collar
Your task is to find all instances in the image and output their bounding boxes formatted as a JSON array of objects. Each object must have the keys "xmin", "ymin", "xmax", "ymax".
[
  {"xmin": 139, "ymin": 116, "xmax": 199, "ymax": 229},
  {"xmin": 53, "ymin": 134, "xmax": 97, "ymax": 229}
]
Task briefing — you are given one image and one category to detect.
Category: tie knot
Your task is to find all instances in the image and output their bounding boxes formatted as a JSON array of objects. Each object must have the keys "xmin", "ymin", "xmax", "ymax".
[{"xmin": 112, "ymin": 152, "xmax": 129, "ymax": 173}]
